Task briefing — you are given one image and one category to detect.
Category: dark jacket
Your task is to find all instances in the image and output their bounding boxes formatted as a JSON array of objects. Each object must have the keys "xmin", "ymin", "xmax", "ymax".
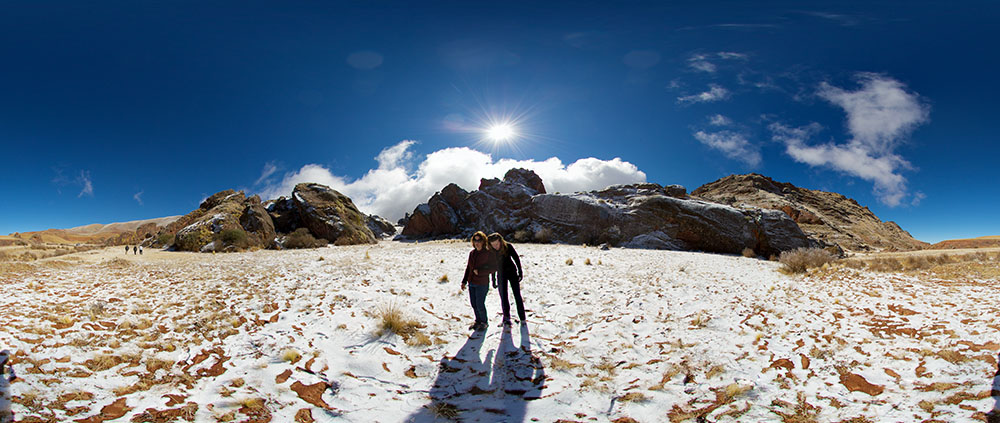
[
  {"xmin": 496, "ymin": 244, "xmax": 522, "ymax": 281},
  {"xmin": 462, "ymin": 248, "xmax": 496, "ymax": 286}
]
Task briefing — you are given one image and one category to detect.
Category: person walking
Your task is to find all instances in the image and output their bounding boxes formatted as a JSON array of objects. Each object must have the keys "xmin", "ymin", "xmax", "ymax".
[
  {"xmin": 125, "ymin": 246, "xmax": 129, "ymax": 255},
  {"xmin": 488, "ymin": 233, "xmax": 525, "ymax": 327},
  {"xmin": 139, "ymin": 246, "xmax": 143, "ymax": 255},
  {"xmin": 133, "ymin": 246, "xmax": 137, "ymax": 255},
  {"xmin": 460, "ymin": 231, "xmax": 496, "ymax": 332}
]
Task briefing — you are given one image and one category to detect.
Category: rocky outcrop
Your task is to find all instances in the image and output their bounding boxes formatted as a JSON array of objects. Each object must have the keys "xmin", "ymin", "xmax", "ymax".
[
  {"xmin": 692, "ymin": 173, "xmax": 928, "ymax": 252},
  {"xmin": 174, "ymin": 191, "xmax": 249, "ymax": 252},
  {"xmin": 401, "ymin": 169, "xmax": 815, "ymax": 257},
  {"xmin": 240, "ymin": 196, "xmax": 277, "ymax": 248},
  {"xmin": 291, "ymin": 183, "xmax": 376, "ymax": 245},
  {"xmin": 366, "ymin": 214, "xmax": 397, "ymax": 239}
]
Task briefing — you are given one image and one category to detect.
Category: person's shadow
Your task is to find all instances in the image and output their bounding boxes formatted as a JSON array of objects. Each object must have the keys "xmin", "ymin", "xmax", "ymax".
[
  {"xmin": 988, "ymin": 353, "xmax": 1000, "ymax": 423},
  {"xmin": 1, "ymin": 350, "xmax": 15, "ymax": 423},
  {"xmin": 406, "ymin": 325, "xmax": 545, "ymax": 422}
]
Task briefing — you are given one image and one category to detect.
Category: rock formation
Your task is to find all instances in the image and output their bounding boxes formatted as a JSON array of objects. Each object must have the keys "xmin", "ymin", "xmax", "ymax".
[
  {"xmin": 691, "ymin": 173, "xmax": 927, "ymax": 252},
  {"xmin": 290, "ymin": 183, "xmax": 377, "ymax": 246},
  {"xmin": 401, "ymin": 168, "xmax": 815, "ymax": 257}
]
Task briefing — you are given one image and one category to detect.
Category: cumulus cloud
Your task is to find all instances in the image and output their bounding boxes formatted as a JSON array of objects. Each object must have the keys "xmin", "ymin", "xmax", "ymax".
[
  {"xmin": 818, "ymin": 73, "xmax": 929, "ymax": 155},
  {"xmin": 767, "ymin": 74, "xmax": 929, "ymax": 207},
  {"xmin": 258, "ymin": 142, "xmax": 647, "ymax": 221},
  {"xmin": 77, "ymin": 171, "xmax": 93, "ymax": 198},
  {"xmin": 693, "ymin": 130, "xmax": 761, "ymax": 166},
  {"xmin": 678, "ymin": 84, "xmax": 730, "ymax": 104}
]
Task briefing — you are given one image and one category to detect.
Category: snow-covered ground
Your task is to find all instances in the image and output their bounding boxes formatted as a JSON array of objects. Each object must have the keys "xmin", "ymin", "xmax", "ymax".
[{"xmin": 1, "ymin": 241, "xmax": 998, "ymax": 422}]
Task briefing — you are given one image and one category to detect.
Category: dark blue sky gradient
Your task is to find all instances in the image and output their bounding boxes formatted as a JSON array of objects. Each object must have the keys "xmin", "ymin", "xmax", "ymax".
[{"xmin": 2, "ymin": 1, "xmax": 998, "ymax": 242}]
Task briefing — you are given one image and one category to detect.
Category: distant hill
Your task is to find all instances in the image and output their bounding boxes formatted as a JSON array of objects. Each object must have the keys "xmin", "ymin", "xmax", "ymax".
[
  {"xmin": 928, "ymin": 236, "xmax": 1000, "ymax": 250},
  {"xmin": 8, "ymin": 216, "xmax": 181, "ymax": 245},
  {"xmin": 692, "ymin": 173, "xmax": 928, "ymax": 252}
]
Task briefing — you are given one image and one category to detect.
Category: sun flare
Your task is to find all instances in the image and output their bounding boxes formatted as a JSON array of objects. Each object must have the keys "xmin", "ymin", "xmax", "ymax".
[{"xmin": 485, "ymin": 123, "xmax": 516, "ymax": 142}]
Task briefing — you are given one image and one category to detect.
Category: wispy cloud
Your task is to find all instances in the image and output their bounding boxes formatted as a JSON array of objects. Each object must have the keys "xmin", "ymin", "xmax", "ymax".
[
  {"xmin": 687, "ymin": 52, "xmax": 748, "ymax": 73},
  {"xmin": 769, "ymin": 73, "xmax": 929, "ymax": 207},
  {"xmin": 709, "ymin": 114, "xmax": 732, "ymax": 126},
  {"xmin": 258, "ymin": 141, "xmax": 647, "ymax": 221},
  {"xmin": 255, "ymin": 161, "xmax": 279, "ymax": 186},
  {"xmin": 678, "ymin": 84, "xmax": 730, "ymax": 104},
  {"xmin": 693, "ymin": 130, "xmax": 761, "ymax": 166},
  {"xmin": 77, "ymin": 171, "xmax": 93, "ymax": 198},
  {"xmin": 133, "ymin": 190, "xmax": 144, "ymax": 205},
  {"xmin": 800, "ymin": 11, "xmax": 862, "ymax": 26}
]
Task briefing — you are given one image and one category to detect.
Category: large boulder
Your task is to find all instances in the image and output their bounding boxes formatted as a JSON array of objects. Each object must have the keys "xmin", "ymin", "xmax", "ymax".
[
  {"xmin": 266, "ymin": 197, "xmax": 300, "ymax": 234},
  {"xmin": 291, "ymin": 183, "xmax": 376, "ymax": 245},
  {"xmin": 366, "ymin": 214, "xmax": 397, "ymax": 239},
  {"xmin": 401, "ymin": 169, "xmax": 816, "ymax": 256},
  {"xmin": 240, "ymin": 196, "xmax": 277, "ymax": 248},
  {"xmin": 174, "ymin": 190, "xmax": 248, "ymax": 252}
]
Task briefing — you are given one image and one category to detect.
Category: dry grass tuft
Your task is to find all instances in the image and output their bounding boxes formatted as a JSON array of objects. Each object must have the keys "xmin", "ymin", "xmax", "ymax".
[
  {"xmin": 617, "ymin": 392, "xmax": 649, "ymax": 403},
  {"xmin": 428, "ymin": 401, "xmax": 460, "ymax": 419},
  {"xmin": 742, "ymin": 247, "xmax": 756, "ymax": 258},
  {"xmin": 281, "ymin": 348, "xmax": 302, "ymax": 363},
  {"xmin": 565, "ymin": 258, "xmax": 574, "ymax": 266},
  {"xmin": 374, "ymin": 302, "xmax": 425, "ymax": 342},
  {"xmin": 779, "ymin": 247, "xmax": 836, "ymax": 274},
  {"xmin": 548, "ymin": 355, "xmax": 582, "ymax": 371},
  {"xmin": 584, "ymin": 258, "xmax": 592, "ymax": 265},
  {"xmin": 438, "ymin": 274, "xmax": 449, "ymax": 283}
]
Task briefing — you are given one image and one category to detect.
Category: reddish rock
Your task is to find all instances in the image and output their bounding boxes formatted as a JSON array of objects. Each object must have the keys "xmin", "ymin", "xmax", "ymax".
[{"xmin": 840, "ymin": 372, "xmax": 884, "ymax": 396}]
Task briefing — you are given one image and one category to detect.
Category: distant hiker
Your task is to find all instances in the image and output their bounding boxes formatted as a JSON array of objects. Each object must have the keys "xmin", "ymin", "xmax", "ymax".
[
  {"xmin": 488, "ymin": 233, "xmax": 525, "ymax": 327},
  {"xmin": 133, "ymin": 246, "xmax": 137, "ymax": 255},
  {"xmin": 139, "ymin": 246, "xmax": 143, "ymax": 255},
  {"xmin": 125, "ymin": 246, "xmax": 129, "ymax": 255},
  {"xmin": 461, "ymin": 231, "xmax": 496, "ymax": 332}
]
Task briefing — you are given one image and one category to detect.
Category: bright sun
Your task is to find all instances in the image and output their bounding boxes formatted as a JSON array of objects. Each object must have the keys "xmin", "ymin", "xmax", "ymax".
[{"xmin": 485, "ymin": 123, "xmax": 516, "ymax": 142}]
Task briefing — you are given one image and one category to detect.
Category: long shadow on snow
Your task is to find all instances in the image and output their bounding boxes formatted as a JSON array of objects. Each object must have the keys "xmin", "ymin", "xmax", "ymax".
[
  {"xmin": 406, "ymin": 325, "xmax": 545, "ymax": 422},
  {"xmin": 1, "ymin": 350, "xmax": 16, "ymax": 423},
  {"xmin": 987, "ymin": 353, "xmax": 1000, "ymax": 423}
]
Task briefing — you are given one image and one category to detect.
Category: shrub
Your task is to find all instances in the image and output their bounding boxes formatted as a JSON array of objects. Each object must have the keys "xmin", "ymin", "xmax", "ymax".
[
  {"xmin": 742, "ymin": 247, "xmax": 756, "ymax": 258},
  {"xmin": 284, "ymin": 228, "xmax": 327, "ymax": 249},
  {"xmin": 374, "ymin": 302, "xmax": 424, "ymax": 341},
  {"xmin": 513, "ymin": 230, "xmax": 531, "ymax": 243},
  {"xmin": 565, "ymin": 258, "xmax": 574, "ymax": 265},
  {"xmin": 779, "ymin": 247, "xmax": 836, "ymax": 273},
  {"xmin": 219, "ymin": 228, "xmax": 249, "ymax": 248},
  {"xmin": 533, "ymin": 227, "xmax": 553, "ymax": 244}
]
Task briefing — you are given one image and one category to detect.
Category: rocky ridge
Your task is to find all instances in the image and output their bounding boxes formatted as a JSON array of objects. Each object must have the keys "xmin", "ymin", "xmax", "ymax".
[
  {"xmin": 691, "ymin": 173, "xmax": 928, "ymax": 252},
  {"xmin": 401, "ymin": 168, "xmax": 815, "ymax": 257}
]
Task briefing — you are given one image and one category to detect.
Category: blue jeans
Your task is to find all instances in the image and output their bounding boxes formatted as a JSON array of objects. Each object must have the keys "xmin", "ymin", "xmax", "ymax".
[
  {"xmin": 468, "ymin": 283, "xmax": 489, "ymax": 324},
  {"xmin": 498, "ymin": 275, "xmax": 525, "ymax": 322}
]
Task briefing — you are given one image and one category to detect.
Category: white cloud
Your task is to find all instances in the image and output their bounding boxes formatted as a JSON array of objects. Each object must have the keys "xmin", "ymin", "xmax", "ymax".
[
  {"xmin": 623, "ymin": 50, "xmax": 661, "ymax": 69},
  {"xmin": 770, "ymin": 122, "xmax": 913, "ymax": 207},
  {"xmin": 77, "ymin": 171, "xmax": 93, "ymax": 198},
  {"xmin": 346, "ymin": 51, "xmax": 384, "ymax": 70},
  {"xmin": 133, "ymin": 190, "xmax": 144, "ymax": 205},
  {"xmin": 678, "ymin": 84, "xmax": 730, "ymax": 104},
  {"xmin": 767, "ymin": 74, "xmax": 929, "ymax": 207},
  {"xmin": 818, "ymin": 73, "xmax": 929, "ymax": 155},
  {"xmin": 687, "ymin": 52, "xmax": 748, "ymax": 73},
  {"xmin": 693, "ymin": 130, "xmax": 761, "ymax": 166},
  {"xmin": 258, "ymin": 142, "xmax": 647, "ymax": 221},
  {"xmin": 709, "ymin": 114, "xmax": 732, "ymax": 126},
  {"xmin": 255, "ymin": 162, "xmax": 278, "ymax": 186}
]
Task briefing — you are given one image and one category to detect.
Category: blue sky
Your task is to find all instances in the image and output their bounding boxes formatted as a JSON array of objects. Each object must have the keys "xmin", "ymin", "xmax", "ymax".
[{"xmin": 2, "ymin": 1, "xmax": 997, "ymax": 243}]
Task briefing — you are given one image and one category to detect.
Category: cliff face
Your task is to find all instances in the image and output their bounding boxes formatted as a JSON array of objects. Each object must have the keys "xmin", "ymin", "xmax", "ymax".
[{"xmin": 692, "ymin": 173, "xmax": 928, "ymax": 252}]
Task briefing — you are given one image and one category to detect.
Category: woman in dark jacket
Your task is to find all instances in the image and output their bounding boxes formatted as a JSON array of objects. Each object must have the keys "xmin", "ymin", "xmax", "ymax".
[
  {"xmin": 487, "ymin": 233, "xmax": 524, "ymax": 327},
  {"xmin": 461, "ymin": 231, "xmax": 496, "ymax": 331}
]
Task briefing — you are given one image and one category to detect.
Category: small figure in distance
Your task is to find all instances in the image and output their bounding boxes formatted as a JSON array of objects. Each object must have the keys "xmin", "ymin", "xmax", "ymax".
[
  {"xmin": 133, "ymin": 246, "xmax": 137, "ymax": 255},
  {"xmin": 488, "ymin": 233, "xmax": 525, "ymax": 328},
  {"xmin": 139, "ymin": 245, "xmax": 143, "ymax": 255},
  {"xmin": 460, "ymin": 231, "xmax": 496, "ymax": 332},
  {"xmin": 125, "ymin": 245, "xmax": 129, "ymax": 255}
]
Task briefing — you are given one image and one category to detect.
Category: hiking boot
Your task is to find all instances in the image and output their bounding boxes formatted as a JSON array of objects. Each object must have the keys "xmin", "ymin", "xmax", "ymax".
[
  {"xmin": 475, "ymin": 322, "xmax": 488, "ymax": 331},
  {"xmin": 498, "ymin": 320, "xmax": 511, "ymax": 328},
  {"xmin": 469, "ymin": 323, "xmax": 479, "ymax": 330}
]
